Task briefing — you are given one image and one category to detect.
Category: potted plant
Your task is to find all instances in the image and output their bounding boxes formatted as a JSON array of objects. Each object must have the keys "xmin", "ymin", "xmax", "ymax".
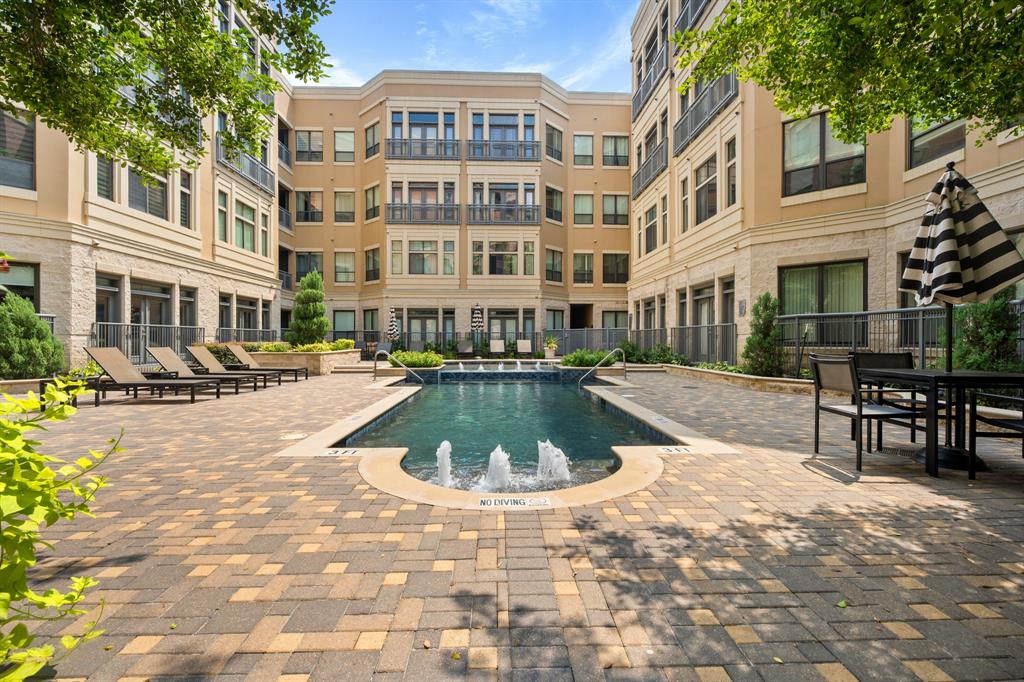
[{"xmin": 544, "ymin": 336, "xmax": 558, "ymax": 359}]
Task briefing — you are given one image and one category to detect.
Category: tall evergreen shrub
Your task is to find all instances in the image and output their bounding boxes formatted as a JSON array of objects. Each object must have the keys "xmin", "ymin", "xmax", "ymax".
[
  {"xmin": 740, "ymin": 292, "xmax": 785, "ymax": 377},
  {"xmin": 0, "ymin": 294, "xmax": 64, "ymax": 379},
  {"xmin": 284, "ymin": 270, "xmax": 330, "ymax": 346}
]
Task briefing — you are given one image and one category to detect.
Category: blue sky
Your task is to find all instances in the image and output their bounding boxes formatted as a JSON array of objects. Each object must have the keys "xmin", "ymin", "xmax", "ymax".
[{"xmin": 299, "ymin": 0, "xmax": 640, "ymax": 92}]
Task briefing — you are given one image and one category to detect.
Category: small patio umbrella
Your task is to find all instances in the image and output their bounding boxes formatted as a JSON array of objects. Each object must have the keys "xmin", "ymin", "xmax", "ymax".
[
  {"xmin": 386, "ymin": 307, "xmax": 400, "ymax": 342},
  {"xmin": 899, "ymin": 162, "xmax": 1024, "ymax": 372},
  {"xmin": 470, "ymin": 304, "xmax": 484, "ymax": 334}
]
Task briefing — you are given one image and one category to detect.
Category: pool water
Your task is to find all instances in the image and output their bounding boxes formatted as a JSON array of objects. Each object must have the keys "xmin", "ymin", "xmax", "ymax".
[{"xmin": 346, "ymin": 383, "xmax": 671, "ymax": 491}]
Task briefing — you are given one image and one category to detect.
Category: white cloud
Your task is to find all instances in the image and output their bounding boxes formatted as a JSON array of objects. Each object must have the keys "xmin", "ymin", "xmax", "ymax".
[
  {"xmin": 464, "ymin": 0, "xmax": 544, "ymax": 47},
  {"xmin": 557, "ymin": 6, "xmax": 632, "ymax": 91},
  {"xmin": 500, "ymin": 52, "xmax": 553, "ymax": 74},
  {"xmin": 300, "ymin": 58, "xmax": 364, "ymax": 87}
]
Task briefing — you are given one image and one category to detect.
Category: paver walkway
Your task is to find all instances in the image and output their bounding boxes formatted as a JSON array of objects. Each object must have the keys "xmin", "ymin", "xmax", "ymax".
[{"xmin": 26, "ymin": 372, "xmax": 1024, "ymax": 681}]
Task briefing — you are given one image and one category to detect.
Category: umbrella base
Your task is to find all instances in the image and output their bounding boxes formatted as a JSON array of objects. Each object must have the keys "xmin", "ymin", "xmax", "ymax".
[{"xmin": 911, "ymin": 446, "xmax": 987, "ymax": 472}]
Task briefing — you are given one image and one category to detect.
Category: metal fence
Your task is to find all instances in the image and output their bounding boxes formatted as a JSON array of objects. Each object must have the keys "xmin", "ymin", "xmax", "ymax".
[
  {"xmin": 36, "ymin": 313, "xmax": 55, "ymax": 333},
  {"xmin": 671, "ymin": 324, "xmax": 737, "ymax": 364},
  {"xmin": 90, "ymin": 323, "xmax": 205, "ymax": 365},
  {"xmin": 216, "ymin": 328, "xmax": 280, "ymax": 343}
]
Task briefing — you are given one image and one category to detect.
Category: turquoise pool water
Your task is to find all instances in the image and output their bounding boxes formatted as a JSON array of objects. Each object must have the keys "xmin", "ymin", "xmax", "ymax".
[{"xmin": 346, "ymin": 383, "xmax": 670, "ymax": 491}]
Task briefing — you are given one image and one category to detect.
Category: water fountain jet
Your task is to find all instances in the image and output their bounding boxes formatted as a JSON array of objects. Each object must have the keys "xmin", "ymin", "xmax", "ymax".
[
  {"xmin": 536, "ymin": 440, "xmax": 571, "ymax": 483},
  {"xmin": 481, "ymin": 445, "xmax": 511, "ymax": 490},
  {"xmin": 436, "ymin": 440, "xmax": 452, "ymax": 487}
]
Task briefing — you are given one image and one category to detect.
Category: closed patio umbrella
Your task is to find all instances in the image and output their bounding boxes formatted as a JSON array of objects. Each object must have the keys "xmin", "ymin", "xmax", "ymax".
[
  {"xmin": 386, "ymin": 307, "xmax": 400, "ymax": 342},
  {"xmin": 899, "ymin": 162, "xmax": 1024, "ymax": 372},
  {"xmin": 470, "ymin": 304, "xmax": 484, "ymax": 335}
]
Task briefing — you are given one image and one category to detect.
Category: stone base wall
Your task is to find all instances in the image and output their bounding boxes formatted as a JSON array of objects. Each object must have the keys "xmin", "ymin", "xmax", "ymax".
[{"xmin": 249, "ymin": 349, "xmax": 360, "ymax": 376}]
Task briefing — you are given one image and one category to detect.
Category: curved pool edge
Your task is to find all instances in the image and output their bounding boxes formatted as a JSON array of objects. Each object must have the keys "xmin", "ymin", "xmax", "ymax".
[{"xmin": 358, "ymin": 446, "xmax": 665, "ymax": 510}]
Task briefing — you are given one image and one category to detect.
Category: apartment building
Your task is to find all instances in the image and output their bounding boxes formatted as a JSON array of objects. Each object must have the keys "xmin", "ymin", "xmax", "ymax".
[
  {"xmin": 0, "ymin": 11, "xmax": 631, "ymax": 365},
  {"xmin": 629, "ymin": 0, "xmax": 1024, "ymax": 362}
]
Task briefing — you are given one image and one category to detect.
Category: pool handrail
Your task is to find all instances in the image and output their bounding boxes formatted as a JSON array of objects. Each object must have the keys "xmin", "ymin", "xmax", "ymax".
[
  {"xmin": 373, "ymin": 349, "xmax": 427, "ymax": 385},
  {"xmin": 577, "ymin": 348, "xmax": 626, "ymax": 386}
]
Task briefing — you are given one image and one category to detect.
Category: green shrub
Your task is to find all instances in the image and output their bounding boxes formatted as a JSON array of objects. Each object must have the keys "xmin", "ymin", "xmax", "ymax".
[
  {"xmin": 645, "ymin": 343, "xmax": 683, "ymax": 365},
  {"xmin": 561, "ymin": 349, "xmax": 616, "ymax": 367},
  {"xmin": 329, "ymin": 338, "xmax": 355, "ymax": 351},
  {"xmin": 740, "ymin": 292, "xmax": 785, "ymax": 377},
  {"xmin": 0, "ymin": 294, "xmax": 65, "ymax": 379},
  {"xmin": 952, "ymin": 288, "xmax": 1024, "ymax": 372},
  {"xmin": 284, "ymin": 271, "xmax": 330, "ymax": 346},
  {"xmin": 293, "ymin": 342, "xmax": 333, "ymax": 353},
  {"xmin": 0, "ymin": 380, "xmax": 120, "ymax": 676},
  {"xmin": 240, "ymin": 342, "xmax": 261, "ymax": 352},
  {"xmin": 617, "ymin": 339, "xmax": 645, "ymax": 363},
  {"xmin": 204, "ymin": 343, "xmax": 236, "ymax": 365},
  {"xmin": 388, "ymin": 350, "xmax": 444, "ymax": 368},
  {"xmin": 258, "ymin": 341, "xmax": 291, "ymax": 352},
  {"xmin": 694, "ymin": 361, "xmax": 745, "ymax": 373},
  {"xmin": 66, "ymin": 360, "xmax": 103, "ymax": 379}
]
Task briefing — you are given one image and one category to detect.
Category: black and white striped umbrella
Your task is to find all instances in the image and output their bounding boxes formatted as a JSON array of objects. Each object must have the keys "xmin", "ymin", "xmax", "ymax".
[
  {"xmin": 386, "ymin": 307, "xmax": 400, "ymax": 342},
  {"xmin": 899, "ymin": 162, "xmax": 1024, "ymax": 371},
  {"xmin": 470, "ymin": 305, "xmax": 484, "ymax": 334}
]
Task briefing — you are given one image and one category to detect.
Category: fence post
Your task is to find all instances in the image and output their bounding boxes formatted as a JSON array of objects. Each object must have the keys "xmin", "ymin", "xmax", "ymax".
[
  {"xmin": 917, "ymin": 309, "xmax": 926, "ymax": 368},
  {"xmin": 850, "ymin": 314, "xmax": 858, "ymax": 353},
  {"xmin": 793, "ymin": 315, "xmax": 802, "ymax": 376}
]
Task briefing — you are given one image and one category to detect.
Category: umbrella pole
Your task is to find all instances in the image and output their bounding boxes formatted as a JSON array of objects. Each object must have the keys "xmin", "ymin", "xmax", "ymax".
[{"xmin": 945, "ymin": 302, "xmax": 954, "ymax": 373}]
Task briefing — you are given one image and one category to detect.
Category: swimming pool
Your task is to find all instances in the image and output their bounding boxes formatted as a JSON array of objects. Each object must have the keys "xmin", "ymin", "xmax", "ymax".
[{"xmin": 345, "ymin": 383, "xmax": 672, "ymax": 492}]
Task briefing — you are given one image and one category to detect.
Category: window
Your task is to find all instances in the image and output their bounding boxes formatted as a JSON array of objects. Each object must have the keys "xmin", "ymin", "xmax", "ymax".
[
  {"xmin": 0, "ymin": 110, "xmax": 35, "ymax": 189},
  {"xmin": 573, "ymin": 253, "xmax": 593, "ymax": 284},
  {"xmin": 234, "ymin": 200, "xmax": 256, "ymax": 251},
  {"xmin": 128, "ymin": 168, "xmax": 167, "ymax": 219},
  {"xmin": 909, "ymin": 118, "xmax": 965, "ymax": 169},
  {"xmin": 333, "ymin": 310, "xmax": 356, "ymax": 332},
  {"xmin": 364, "ymin": 248, "xmax": 380, "ymax": 281},
  {"xmin": 363, "ymin": 308, "xmax": 379, "ymax": 331},
  {"xmin": 602, "ymin": 195, "xmax": 628, "ymax": 225},
  {"xmin": 296, "ymin": 251, "xmax": 322, "ymax": 279},
  {"xmin": 602, "ymin": 135, "xmax": 628, "ymax": 166},
  {"xmin": 573, "ymin": 134, "xmax": 593, "ymax": 165},
  {"xmin": 726, "ymin": 138, "xmax": 737, "ymax": 206},
  {"xmin": 660, "ymin": 195, "xmax": 668, "ymax": 244},
  {"xmin": 680, "ymin": 178, "xmax": 689, "ymax": 233},
  {"xmin": 695, "ymin": 155, "xmax": 717, "ymax": 224},
  {"xmin": 779, "ymin": 260, "xmax": 866, "ymax": 316},
  {"xmin": 0, "ymin": 263, "xmax": 39, "ymax": 310},
  {"xmin": 390, "ymin": 240, "xmax": 403, "ymax": 275},
  {"xmin": 603, "ymin": 253, "xmax": 628, "ymax": 284},
  {"xmin": 546, "ymin": 309, "xmax": 564, "ymax": 330},
  {"xmin": 443, "ymin": 240, "xmax": 455, "ymax": 275},
  {"xmin": 444, "ymin": 112, "xmax": 455, "ymax": 140},
  {"xmin": 409, "ymin": 240, "xmax": 438, "ymax": 275},
  {"xmin": 488, "ymin": 241, "xmax": 518, "ymax": 275},
  {"xmin": 260, "ymin": 213, "xmax": 269, "ymax": 256},
  {"xmin": 332, "ymin": 251, "xmax": 355, "ymax": 283},
  {"xmin": 391, "ymin": 112, "xmax": 403, "ymax": 139},
  {"xmin": 524, "ymin": 241, "xmax": 535, "ymax": 276},
  {"xmin": 545, "ymin": 186, "xmax": 562, "ymax": 222},
  {"xmin": 178, "ymin": 171, "xmax": 192, "ymax": 229},
  {"xmin": 217, "ymin": 190, "xmax": 228, "ymax": 241},
  {"xmin": 365, "ymin": 185, "xmax": 380, "ymax": 219},
  {"xmin": 295, "ymin": 130, "xmax": 323, "ymax": 162},
  {"xmin": 677, "ymin": 291, "xmax": 687, "ymax": 327},
  {"xmin": 472, "ymin": 241, "xmax": 483, "ymax": 275},
  {"xmin": 783, "ymin": 113, "xmax": 865, "ymax": 196},
  {"xmin": 603, "ymin": 311, "xmax": 627, "ymax": 328},
  {"xmin": 545, "ymin": 249, "xmax": 562, "ymax": 282},
  {"xmin": 327, "ymin": 190, "xmax": 353, "ymax": 223},
  {"xmin": 296, "ymin": 190, "xmax": 323, "ymax": 222},
  {"xmin": 334, "ymin": 130, "xmax": 354, "ymax": 162},
  {"xmin": 472, "ymin": 113, "xmax": 484, "ymax": 140},
  {"xmin": 95, "ymin": 275, "xmax": 120, "ymax": 322},
  {"xmin": 573, "ymin": 195, "xmax": 593, "ymax": 225},
  {"xmin": 365, "ymin": 122, "xmax": 380, "ymax": 158},
  {"xmin": 545, "ymin": 124, "xmax": 562, "ymax": 161},
  {"xmin": 96, "ymin": 156, "xmax": 114, "ymax": 199},
  {"xmin": 644, "ymin": 205, "xmax": 657, "ymax": 254}
]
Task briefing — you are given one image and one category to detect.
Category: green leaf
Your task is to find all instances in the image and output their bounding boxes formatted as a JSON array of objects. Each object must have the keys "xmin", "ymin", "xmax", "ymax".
[{"xmin": 837, "ymin": 599, "xmax": 848, "ymax": 608}]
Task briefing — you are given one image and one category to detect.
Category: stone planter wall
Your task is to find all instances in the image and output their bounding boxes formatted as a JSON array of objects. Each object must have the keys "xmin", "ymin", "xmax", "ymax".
[
  {"xmin": 664, "ymin": 364, "xmax": 813, "ymax": 394},
  {"xmin": 249, "ymin": 349, "xmax": 361, "ymax": 376}
]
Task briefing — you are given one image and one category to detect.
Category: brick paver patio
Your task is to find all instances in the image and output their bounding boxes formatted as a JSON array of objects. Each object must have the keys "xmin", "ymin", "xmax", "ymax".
[{"xmin": 27, "ymin": 372, "xmax": 1024, "ymax": 681}]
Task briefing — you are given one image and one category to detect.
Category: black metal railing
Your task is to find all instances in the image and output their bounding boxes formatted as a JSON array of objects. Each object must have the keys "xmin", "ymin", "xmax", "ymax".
[
  {"xmin": 672, "ymin": 324, "xmax": 737, "ymax": 365},
  {"xmin": 545, "ymin": 269, "xmax": 562, "ymax": 283},
  {"xmin": 465, "ymin": 140, "xmax": 541, "ymax": 161},
  {"xmin": 546, "ymin": 144, "xmax": 562, "ymax": 162},
  {"xmin": 603, "ymin": 213, "xmax": 629, "ymax": 225},
  {"xmin": 632, "ymin": 140, "xmax": 668, "ymax": 197},
  {"xmin": 216, "ymin": 328, "xmax": 279, "ymax": 343},
  {"xmin": 215, "ymin": 132, "xmax": 275, "ymax": 195},
  {"xmin": 296, "ymin": 210, "xmax": 323, "ymax": 223},
  {"xmin": 675, "ymin": 0, "xmax": 713, "ymax": 35},
  {"xmin": 90, "ymin": 322, "xmax": 205, "ymax": 365},
  {"xmin": 278, "ymin": 205, "xmax": 292, "ymax": 230},
  {"xmin": 467, "ymin": 204, "xmax": 541, "ymax": 225},
  {"xmin": 546, "ymin": 206, "xmax": 562, "ymax": 222},
  {"xmin": 385, "ymin": 203, "xmax": 460, "ymax": 224},
  {"xmin": 278, "ymin": 270, "xmax": 293, "ymax": 289},
  {"xmin": 630, "ymin": 328, "xmax": 668, "ymax": 350},
  {"xmin": 365, "ymin": 268, "xmax": 380, "ymax": 282},
  {"xmin": 278, "ymin": 141, "xmax": 292, "ymax": 169},
  {"xmin": 631, "ymin": 44, "xmax": 668, "ymax": 120},
  {"xmin": 673, "ymin": 73, "xmax": 738, "ymax": 156},
  {"xmin": 385, "ymin": 138, "xmax": 461, "ymax": 160}
]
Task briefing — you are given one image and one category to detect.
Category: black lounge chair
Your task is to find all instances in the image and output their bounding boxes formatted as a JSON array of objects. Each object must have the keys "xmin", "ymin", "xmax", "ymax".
[
  {"xmin": 187, "ymin": 345, "xmax": 283, "ymax": 385},
  {"xmin": 147, "ymin": 347, "xmax": 264, "ymax": 393},
  {"xmin": 224, "ymin": 343, "xmax": 308, "ymax": 381},
  {"xmin": 84, "ymin": 347, "xmax": 221, "ymax": 403},
  {"xmin": 969, "ymin": 392, "xmax": 1024, "ymax": 479}
]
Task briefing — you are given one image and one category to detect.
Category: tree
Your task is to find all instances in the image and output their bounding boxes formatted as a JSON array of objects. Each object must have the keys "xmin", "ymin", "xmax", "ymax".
[
  {"xmin": 673, "ymin": 0, "xmax": 1024, "ymax": 144},
  {"xmin": 952, "ymin": 287, "xmax": 1024, "ymax": 372},
  {"xmin": 285, "ymin": 270, "xmax": 329, "ymax": 346},
  {"xmin": 0, "ymin": 293, "xmax": 65, "ymax": 380},
  {"xmin": 0, "ymin": 0, "xmax": 331, "ymax": 176},
  {"xmin": 741, "ymin": 292, "xmax": 785, "ymax": 377}
]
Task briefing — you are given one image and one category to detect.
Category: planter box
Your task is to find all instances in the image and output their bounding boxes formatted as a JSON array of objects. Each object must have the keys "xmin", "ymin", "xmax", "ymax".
[
  {"xmin": 249, "ymin": 349, "xmax": 360, "ymax": 376},
  {"xmin": 0, "ymin": 378, "xmax": 45, "ymax": 394},
  {"xmin": 664, "ymin": 363, "xmax": 813, "ymax": 394}
]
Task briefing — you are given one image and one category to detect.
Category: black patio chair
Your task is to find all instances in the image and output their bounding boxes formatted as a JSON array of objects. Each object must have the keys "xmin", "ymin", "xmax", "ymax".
[
  {"xmin": 969, "ymin": 392, "xmax": 1024, "ymax": 479},
  {"xmin": 810, "ymin": 354, "xmax": 924, "ymax": 471}
]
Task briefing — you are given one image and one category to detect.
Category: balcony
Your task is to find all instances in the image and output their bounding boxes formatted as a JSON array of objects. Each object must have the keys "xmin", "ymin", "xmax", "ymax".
[
  {"xmin": 385, "ymin": 203, "xmax": 460, "ymax": 224},
  {"xmin": 675, "ymin": 0, "xmax": 713, "ymax": 36},
  {"xmin": 278, "ymin": 141, "xmax": 292, "ymax": 169},
  {"xmin": 278, "ymin": 205, "xmax": 292, "ymax": 230},
  {"xmin": 215, "ymin": 132, "xmax": 275, "ymax": 195},
  {"xmin": 465, "ymin": 140, "xmax": 541, "ymax": 161},
  {"xmin": 632, "ymin": 140, "xmax": 668, "ymax": 197},
  {"xmin": 673, "ymin": 73, "xmax": 738, "ymax": 156},
  {"xmin": 257, "ymin": 90, "xmax": 275, "ymax": 107},
  {"xmin": 217, "ymin": 327, "xmax": 279, "ymax": 343},
  {"xmin": 631, "ymin": 44, "xmax": 668, "ymax": 120},
  {"xmin": 467, "ymin": 204, "xmax": 541, "ymax": 225},
  {"xmin": 385, "ymin": 139, "xmax": 461, "ymax": 160},
  {"xmin": 278, "ymin": 270, "xmax": 294, "ymax": 289}
]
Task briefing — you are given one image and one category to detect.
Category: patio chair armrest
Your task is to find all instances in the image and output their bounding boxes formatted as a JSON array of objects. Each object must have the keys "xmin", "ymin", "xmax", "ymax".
[{"xmin": 975, "ymin": 391, "xmax": 1024, "ymax": 404}]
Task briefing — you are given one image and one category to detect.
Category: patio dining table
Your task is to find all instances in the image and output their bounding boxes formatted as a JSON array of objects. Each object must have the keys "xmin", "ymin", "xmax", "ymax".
[{"xmin": 858, "ymin": 368, "xmax": 1024, "ymax": 478}]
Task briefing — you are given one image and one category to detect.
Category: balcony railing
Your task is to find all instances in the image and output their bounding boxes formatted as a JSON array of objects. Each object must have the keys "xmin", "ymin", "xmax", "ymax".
[
  {"xmin": 365, "ymin": 268, "xmax": 380, "ymax": 282},
  {"xmin": 467, "ymin": 204, "xmax": 541, "ymax": 225},
  {"xmin": 545, "ymin": 269, "xmax": 563, "ymax": 283},
  {"xmin": 257, "ymin": 90, "xmax": 275, "ymax": 107},
  {"xmin": 215, "ymin": 132, "xmax": 275, "ymax": 195},
  {"xmin": 385, "ymin": 139, "xmax": 461, "ymax": 160},
  {"xmin": 632, "ymin": 140, "xmax": 668, "ymax": 197},
  {"xmin": 334, "ymin": 211, "xmax": 355, "ymax": 223},
  {"xmin": 385, "ymin": 203, "xmax": 460, "ymax": 224},
  {"xmin": 674, "ymin": 0, "xmax": 713, "ymax": 36},
  {"xmin": 673, "ymin": 73, "xmax": 739, "ymax": 156},
  {"xmin": 671, "ymin": 324, "xmax": 737, "ymax": 365},
  {"xmin": 278, "ymin": 270, "xmax": 293, "ymax": 289},
  {"xmin": 278, "ymin": 141, "xmax": 292, "ymax": 169},
  {"xmin": 90, "ymin": 322, "xmax": 205, "ymax": 365},
  {"xmin": 465, "ymin": 140, "xmax": 541, "ymax": 161},
  {"xmin": 278, "ymin": 205, "xmax": 292, "ymax": 230},
  {"xmin": 296, "ymin": 210, "xmax": 323, "ymax": 223},
  {"xmin": 36, "ymin": 313, "xmax": 55, "ymax": 333},
  {"xmin": 216, "ymin": 328, "xmax": 279, "ymax": 343},
  {"xmin": 631, "ymin": 44, "xmax": 668, "ymax": 120}
]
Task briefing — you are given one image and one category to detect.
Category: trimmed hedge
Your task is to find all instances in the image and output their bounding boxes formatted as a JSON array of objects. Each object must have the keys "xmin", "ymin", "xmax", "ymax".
[
  {"xmin": 0, "ymin": 294, "xmax": 64, "ymax": 379},
  {"xmin": 388, "ymin": 350, "xmax": 444, "ymax": 368}
]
